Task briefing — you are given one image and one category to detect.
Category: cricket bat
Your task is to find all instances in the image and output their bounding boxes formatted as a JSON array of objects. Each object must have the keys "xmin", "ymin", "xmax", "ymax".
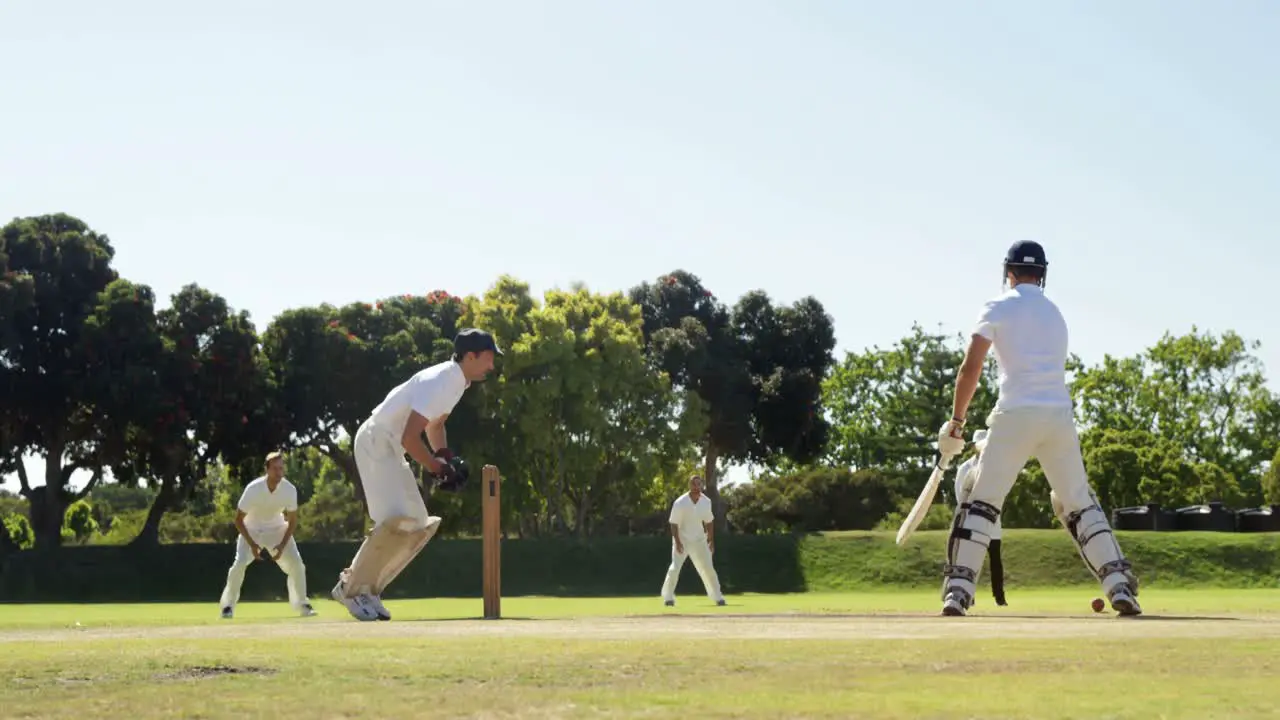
[{"xmin": 896, "ymin": 453, "xmax": 954, "ymax": 547}]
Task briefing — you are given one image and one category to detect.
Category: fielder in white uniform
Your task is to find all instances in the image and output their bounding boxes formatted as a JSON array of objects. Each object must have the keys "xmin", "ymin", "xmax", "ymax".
[
  {"xmin": 219, "ymin": 451, "xmax": 314, "ymax": 618},
  {"xmin": 951, "ymin": 430, "xmax": 1006, "ymax": 606},
  {"xmin": 661, "ymin": 475, "xmax": 726, "ymax": 607},
  {"xmin": 937, "ymin": 240, "xmax": 1141, "ymax": 617},
  {"xmin": 331, "ymin": 328, "xmax": 500, "ymax": 622}
]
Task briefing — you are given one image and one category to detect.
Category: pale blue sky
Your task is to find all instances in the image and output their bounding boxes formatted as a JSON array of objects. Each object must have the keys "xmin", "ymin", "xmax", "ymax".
[{"xmin": 3, "ymin": 1, "xmax": 1277, "ymax": 494}]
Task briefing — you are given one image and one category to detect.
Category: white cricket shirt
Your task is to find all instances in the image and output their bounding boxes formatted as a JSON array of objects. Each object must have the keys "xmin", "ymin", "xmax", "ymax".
[
  {"xmin": 237, "ymin": 477, "xmax": 298, "ymax": 532},
  {"xmin": 669, "ymin": 492, "xmax": 714, "ymax": 542},
  {"xmin": 368, "ymin": 360, "xmax": 469, "ymax": 439},
  {"xmin": 972, "ymin": 284, "xmax": 1073, "ymax": 411}
]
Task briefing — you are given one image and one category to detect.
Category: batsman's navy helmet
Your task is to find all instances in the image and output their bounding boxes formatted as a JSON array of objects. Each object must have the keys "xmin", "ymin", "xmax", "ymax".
[{"xmin": 1003, "ymin": 240, "xmax": 1048, "ymax": 287}]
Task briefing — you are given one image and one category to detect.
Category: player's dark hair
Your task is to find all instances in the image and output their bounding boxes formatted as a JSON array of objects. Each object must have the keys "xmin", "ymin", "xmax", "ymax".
[{"xmin": 1005, "ymin": 263, "xmax": 1046, "ymax": 286}]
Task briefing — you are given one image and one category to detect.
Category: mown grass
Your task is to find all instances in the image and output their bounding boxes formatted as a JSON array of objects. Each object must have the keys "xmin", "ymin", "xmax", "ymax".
[
  {"xmin": 4, "ymin": 590, "xmax": 1280, "ymax": 718},
  {"xmin": 4, "ymin": 588, "xmax": 1280, "ymax": 630}
]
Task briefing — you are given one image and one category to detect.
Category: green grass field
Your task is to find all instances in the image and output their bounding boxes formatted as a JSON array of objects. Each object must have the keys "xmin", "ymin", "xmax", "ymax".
[{"xmin": 5, "ymin": 589, "xmax": 1280, "ymax": 719}]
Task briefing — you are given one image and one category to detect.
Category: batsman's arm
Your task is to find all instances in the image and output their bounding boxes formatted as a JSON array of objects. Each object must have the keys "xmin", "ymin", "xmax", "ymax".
[
  {"xmin": 952, "ymin": 334, "xmax": 992, "ymax": 422},
  {"xmin": 401, "ymin": 411, "xmax": 445, "ymax": 474}
]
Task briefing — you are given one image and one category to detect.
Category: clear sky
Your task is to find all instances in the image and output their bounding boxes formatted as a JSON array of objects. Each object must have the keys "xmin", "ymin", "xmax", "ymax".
[{"xmin": 3, "ymin": 0, "xmax": 1277, "ymax": 494}]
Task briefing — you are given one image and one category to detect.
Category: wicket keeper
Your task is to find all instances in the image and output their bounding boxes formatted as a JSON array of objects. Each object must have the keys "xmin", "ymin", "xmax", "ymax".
[{"xmin": 331, "ymin": 328, "xmax": 501, "ymax": 621}]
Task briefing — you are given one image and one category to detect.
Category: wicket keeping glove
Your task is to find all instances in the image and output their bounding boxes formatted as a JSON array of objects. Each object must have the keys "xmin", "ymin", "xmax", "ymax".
[{"xmin": 432, "ymin": 450, "xmax": 470, "ymax": 492}]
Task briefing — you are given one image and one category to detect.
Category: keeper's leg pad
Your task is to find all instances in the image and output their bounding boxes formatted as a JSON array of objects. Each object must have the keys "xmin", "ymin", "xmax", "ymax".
[
  {"xmin": 343, "ymin": 516, "xmax": 441, "ymax": 598},
  {"xmin": 1050, "ymin": 490, "xmax": 1138, "ymax": 598},
  {"xmin": 942, "ymin": 500, "xmax": 1001, "ymax": 608}
]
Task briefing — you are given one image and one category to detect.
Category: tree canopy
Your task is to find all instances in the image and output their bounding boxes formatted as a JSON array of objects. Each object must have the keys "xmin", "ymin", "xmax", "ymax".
[{"xmin": 2, "ymin": 213, "xmax": 1276, "ymax": 548}]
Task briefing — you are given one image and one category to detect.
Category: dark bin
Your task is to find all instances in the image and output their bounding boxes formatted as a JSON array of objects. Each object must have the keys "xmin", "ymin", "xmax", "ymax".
[
  {"xmin": 1112, "ymin": 504, "xmax": 1177, "ymax": 531},
  {"xmin": 1174, "ymin": 502, "xmax": 1236, "ymax": 532},
  {"xmin": 1235, "ymin": 506, "xmax": 1280, "ymax": 533}
]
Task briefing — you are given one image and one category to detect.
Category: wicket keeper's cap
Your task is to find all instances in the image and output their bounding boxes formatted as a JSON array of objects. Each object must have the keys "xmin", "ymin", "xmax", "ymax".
[
  {"xmin": 1004, "ymin": 240, "xmax": 1048, "ymax": 268},
  {"xmin": 454, "ymin": 328, "xmax": 504, "ymax": 357}
]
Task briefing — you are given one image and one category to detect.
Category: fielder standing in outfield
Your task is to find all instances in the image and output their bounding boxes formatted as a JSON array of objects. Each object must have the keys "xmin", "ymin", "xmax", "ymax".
[
  {"xmin": 331, "ymin": 328, "xmax": 501, "ymax": 622},
  {"xmin": 219, "ymin": 451, "xmax": 315, "ymax": 619},
  {"xmin": 937, "ymin": 240, "xmax": 1141, "ymax": 617},
  {"xmin": 951, "ymin": 430, "xmax": 1006, "ymax": 606},
  {"xmin": 661, "ymin": 474, "xmax": 726, "ymax": 607}
]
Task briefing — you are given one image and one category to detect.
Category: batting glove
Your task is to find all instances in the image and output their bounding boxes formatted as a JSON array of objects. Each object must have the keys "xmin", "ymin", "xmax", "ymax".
[{"xmin": 937, "ymin": 419, "xmax": 966, "ymax": 457}]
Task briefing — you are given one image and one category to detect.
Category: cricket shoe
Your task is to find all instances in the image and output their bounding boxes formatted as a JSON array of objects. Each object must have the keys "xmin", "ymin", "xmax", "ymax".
[
  {"xmin": 220, "ymin": 606, "xmax": 233, "ymax": 620},
  {"xmin": 366, "ymin": 595, "xmax": 392, "ymax": 621},
  {"xmin": 1108, "ymin": 584, "xmax": 1142, "ymax": 617},
  {"xmin": 940, "ymin": 590, "xmax": 971, "ymax": 617},
  {"xmin": 298, "ymin": 603, "xmax": 317, "ymax": 618},
  {"xmin": 331, "ymin": 577, "xmax": 379, "ymax": 622}
]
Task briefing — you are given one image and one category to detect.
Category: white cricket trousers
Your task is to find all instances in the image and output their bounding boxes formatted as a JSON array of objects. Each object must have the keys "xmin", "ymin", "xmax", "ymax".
[
  {"xmin": 219, "ymin": 527, "xmax": 308, "ymax": 609},
  {"xmin": 967, "ymin": 405, "xmax": 1096, "ymax": 517},
  {"xmin": 354, "ymin": 418, "xmax": 430, "ymax": 528},
  {"xmin": 661, "ymin": 537, "xmax": 724, "ymax": 602}
]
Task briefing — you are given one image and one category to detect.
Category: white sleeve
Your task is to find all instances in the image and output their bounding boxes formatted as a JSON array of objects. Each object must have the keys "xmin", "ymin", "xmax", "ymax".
[
  {"xmin": 236, "ymin": 486, "xmax": 254, "ymax": 513},
  {"xmin": 699, "ymin": 500, "xmax": 714, "ymax": 524},
  {"xmin": 973, "ymin": 299, "xmax": 1003, "ymax": 341},
  {"xmin": 668, "ymin": 501, "xmax": 681, "ymax": 526},
  {"xmin": 285, "ymin": 485, "xmax": 298, "ymax": 512},
  {"xmin": 410, "ymin": 373, "xmax": 465, "ymax": 421}
]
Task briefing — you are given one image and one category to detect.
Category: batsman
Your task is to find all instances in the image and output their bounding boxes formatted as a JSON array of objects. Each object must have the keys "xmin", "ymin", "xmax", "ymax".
[
  {"xmin": 331, "ymin": 328, "xmax": 502, "ymax": 621},
  {"xmin": 937, "ymin": 240, "xmax": 1141, "ymax": 617}
]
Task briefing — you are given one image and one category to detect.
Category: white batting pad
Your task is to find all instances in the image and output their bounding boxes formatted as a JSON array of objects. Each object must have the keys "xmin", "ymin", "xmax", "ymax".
[
  {"xmin": 374, "ymin": 516, "xmax": 441, "ymax": 594},
  {"xmin": 942, "ymin": 500, "xmax": 1000, "ymax": 606},
  {"xmin": 1050, "ymin": 490, "xmax": 1138, "ymax": 598},
  {"xmin": 343, "ymin": 516, "xmax": 440, "ymax": 597}
]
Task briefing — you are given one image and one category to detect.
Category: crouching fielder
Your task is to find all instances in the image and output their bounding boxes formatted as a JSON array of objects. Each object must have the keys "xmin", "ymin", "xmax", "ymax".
[
  {"xmin": 937, "ymin": 240, "xmax": 1140, "ymax": 617},
  {"xmin": 661, "ymin": 475, "xmax": 726, "ymax": 607},
  {"xmin": 219, "ymin": 451, "xmax": 314, "ymax": 619},
  {"xmin": 331, "ymin": 329, "xmax": 501, "ymax": 622},
  {"xmin": 952, "ymin": 430, "xmax": 1006, "ymax": 606}
]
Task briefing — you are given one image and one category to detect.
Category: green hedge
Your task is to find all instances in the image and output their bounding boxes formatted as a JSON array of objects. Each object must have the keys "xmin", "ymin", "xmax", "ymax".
[{"xmin": 3, "ymin": 529, "xmax": 1279, "ymax": 603}]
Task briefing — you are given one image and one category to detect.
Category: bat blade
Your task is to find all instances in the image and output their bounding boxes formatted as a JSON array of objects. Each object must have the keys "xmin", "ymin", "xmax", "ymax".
[{"xmin": 896, "ymin": 456, "xmax": 952, "ymax": 547}]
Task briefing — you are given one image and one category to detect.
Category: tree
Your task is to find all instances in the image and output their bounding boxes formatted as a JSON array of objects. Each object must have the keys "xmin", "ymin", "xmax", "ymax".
[
  {"xmin": 462, "ymin": 282, "xmax": 697, "ymax": 537},
  {"xmin": 2, "ymin": 512, "xmax": 34, "ymax": 551},
  {"xmin": 1072, "ymin": 328, "xmax": 1280, "ymax": 502},
  {"xmin": 823, "ymin": 324, "xmax": 1002, "ymax": 474},
  {"xmin": 629, "ymin": 270, "xmax": 837, "ymax": 532},
  {"xmin": 61, "ymin": 499, "xmax": 99, "ymax": 544},
  {"xmin": 0, "ymin": 230, "xmax": 36, "ymax": 487},
  {"xmin": 110, "ymin": 285, "xmax": 281, "ymax": 545},
  {"xmin": 1080, "ymin": 427, "xmax": 1245, "ymax": 511},
  {"xmin": 822, "ymin": 324, "xmax": 1007, "ymax": 519},
  {"xmin": 1262, "ymin": 447, "xmax": 1280, "ymax": 506},
  {"xmin": 262, "ymin": 293, "xmax": 457, "ymax": 503},
  {"xmin": 1, "ymin": 214, "xmax": 163, "ymax": 547},
  {"xmin": 725, "ymin": 467, "xmax": 899, "ymax": 533}
]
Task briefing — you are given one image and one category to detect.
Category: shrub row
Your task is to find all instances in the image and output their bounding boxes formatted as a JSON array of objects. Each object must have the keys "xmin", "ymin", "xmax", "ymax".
[{"xmin": 3, "ymin": 529, "xmax": 1279, "ymax": 603}]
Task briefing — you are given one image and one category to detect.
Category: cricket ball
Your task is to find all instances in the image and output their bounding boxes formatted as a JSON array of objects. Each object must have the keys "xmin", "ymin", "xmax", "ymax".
[{"xmin": 1091, "ymin": 597, "xmax": 1105, "ymax": 613}]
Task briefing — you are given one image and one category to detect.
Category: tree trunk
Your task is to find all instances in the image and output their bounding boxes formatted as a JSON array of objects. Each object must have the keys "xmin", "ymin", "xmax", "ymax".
[
  {"xmin": 30, "ymin": 446, "xmax": 70, "ymax": 549},
  {"xmin": 131, "ymin": 479, "xmax": 177, "ymax": 547},
  {"xmin": 703, "ymin": 443, "xmax": 728, "ymax": 534}
]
